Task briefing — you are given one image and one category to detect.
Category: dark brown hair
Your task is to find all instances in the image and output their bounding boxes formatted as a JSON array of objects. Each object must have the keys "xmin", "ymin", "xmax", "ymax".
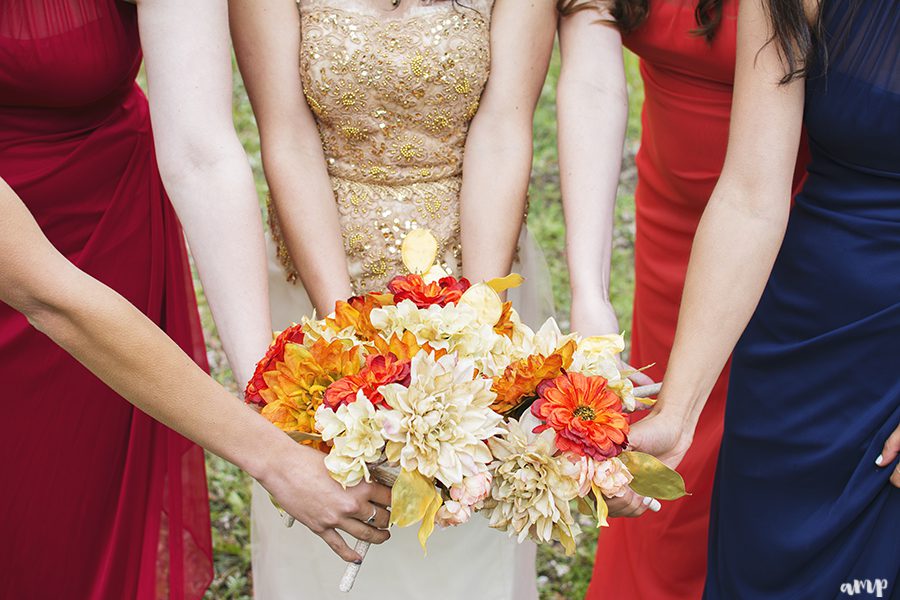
[
  {"xmin": 558, "ymin": 0, "xmax": 726, "ymax": 41},
  {"xmin": 761, "ymin": 0, "xmax": 829, "ymax": 83}
]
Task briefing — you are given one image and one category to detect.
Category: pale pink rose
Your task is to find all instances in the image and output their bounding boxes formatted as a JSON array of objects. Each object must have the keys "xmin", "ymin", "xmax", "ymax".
[
  {"xmin": 572, "ymin": 455, "xmax": 633, "ymax": 499},
  {"xmin": 449, "ymin": 472, "xmax": 493, "ymax": 506},
  {"xmin": 435, "ymin": 500, "xmax": 472, "ymax": 528}
]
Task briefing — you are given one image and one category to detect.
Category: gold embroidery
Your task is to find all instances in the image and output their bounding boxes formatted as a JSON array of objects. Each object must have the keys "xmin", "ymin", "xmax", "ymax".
[{"xmin": 272, "ymin": 1, "xmax": 494, "ymax": 293}]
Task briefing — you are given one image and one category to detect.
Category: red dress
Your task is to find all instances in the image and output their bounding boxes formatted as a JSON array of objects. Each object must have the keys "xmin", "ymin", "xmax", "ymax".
[
  {"xmin": 587, "ymin": 2, "xmax": 807, "ymax": 598},
  {"xmin": 0, "ymin": 2, "xmax": 213, "ymax": 598}
]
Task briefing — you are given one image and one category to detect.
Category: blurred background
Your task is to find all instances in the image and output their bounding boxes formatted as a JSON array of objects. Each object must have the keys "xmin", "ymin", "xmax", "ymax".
[{"xmin": 196, "ymin": 49, "xmax": 645, "ymax": 599}]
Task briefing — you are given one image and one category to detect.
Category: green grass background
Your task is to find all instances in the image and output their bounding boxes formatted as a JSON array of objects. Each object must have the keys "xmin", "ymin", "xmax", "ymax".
[{"xmin": 199, "ymin": 48, "xmax": 645, "ymax": 599}]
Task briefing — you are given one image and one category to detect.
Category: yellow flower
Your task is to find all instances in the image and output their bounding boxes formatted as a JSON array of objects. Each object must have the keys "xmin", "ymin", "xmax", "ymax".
[{"xmin": 260, "ymin": 339, "xmax": 363, "ymax": 435}]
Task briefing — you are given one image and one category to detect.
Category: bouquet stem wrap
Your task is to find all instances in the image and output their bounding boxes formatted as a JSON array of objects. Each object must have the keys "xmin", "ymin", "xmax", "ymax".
[{"xmin": 339, "ymin": 464, "xmax": 399, "ymax": 592}]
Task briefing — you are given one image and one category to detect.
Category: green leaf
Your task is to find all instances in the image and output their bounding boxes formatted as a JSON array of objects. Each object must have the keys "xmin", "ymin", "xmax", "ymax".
[{"xmin": 619, "ymin": 451, "xmax": 688, "ymax": 500}]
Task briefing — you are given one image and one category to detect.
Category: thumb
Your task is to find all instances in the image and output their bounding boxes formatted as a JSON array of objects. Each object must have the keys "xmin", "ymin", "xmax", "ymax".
[
  {"xmin": 875, "ymin": 425, "xmax": 900, "ymax": 467},
  {"xmin": 627, "ymin": 420, "xmax": 648, "ymax": 453}
]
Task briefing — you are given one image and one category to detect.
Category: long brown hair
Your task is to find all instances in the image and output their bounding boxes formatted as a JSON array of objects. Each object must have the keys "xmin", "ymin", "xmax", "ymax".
[
  {"xmin": 761, "ymin": 0, "xmax": 831, "ymax": 83},
  {"xmin": 558, "ymin": 0, "xmax": 727, "ymax": 40}
]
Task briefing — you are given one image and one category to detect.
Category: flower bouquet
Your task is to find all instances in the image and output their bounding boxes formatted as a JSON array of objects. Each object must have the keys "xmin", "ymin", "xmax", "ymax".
[{"xmin": 245, "ymin": 229, "xmax": 685, "ymax": 592}]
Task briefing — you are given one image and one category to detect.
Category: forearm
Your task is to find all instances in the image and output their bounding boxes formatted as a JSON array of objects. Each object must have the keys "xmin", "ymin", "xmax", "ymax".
[
  {"xmin": 558, "ymin": 78, "xmax": 627, "ymax": 300},
  {"xmin": 22, "ymin": 264, "xmax": 295, "ymax": 481},
  {"xmin": 263, "ymin": 136, "xmax": 352, "ymax": 313},
  {"xmin": 459, "ymin": 117, "xmax": 533, "ymax": 282},
  {"xmin": 162, "ymin": 143, "xmax": 272, "ymax": 385},
  {"xmin": 659, "ymin": 184, "xmax": 790, "ymax": 432}
]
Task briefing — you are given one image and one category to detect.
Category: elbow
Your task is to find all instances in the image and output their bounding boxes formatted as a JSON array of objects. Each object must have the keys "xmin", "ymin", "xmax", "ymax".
[
  {"xmin": 557, "ymin": 74, "xmax": 628, "ymax": 117},
  {"xmin": 155, "ymin": 132, "xmax": 247, "ymax": 189}
]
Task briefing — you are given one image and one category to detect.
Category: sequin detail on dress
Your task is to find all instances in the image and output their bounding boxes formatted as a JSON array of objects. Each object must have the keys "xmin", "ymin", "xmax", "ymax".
[{"xmin": 271, "ymin": 0, "xmax": 493, "ymax": 293}]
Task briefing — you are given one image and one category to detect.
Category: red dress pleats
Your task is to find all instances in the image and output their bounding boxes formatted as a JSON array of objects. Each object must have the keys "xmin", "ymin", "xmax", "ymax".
[{"xmin": 0, "ymin": 2, "xmax": 213, "ymax": 598}]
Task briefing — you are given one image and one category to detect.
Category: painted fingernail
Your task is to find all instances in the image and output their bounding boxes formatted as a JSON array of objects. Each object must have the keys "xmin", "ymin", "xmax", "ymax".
[
  {"xmin": 353, "ymin": 559, "xmax": 363, "ymax": 565},
  {"xmin": 641, "ymin": 496, "xmax": 652, "ymax": 506},
  {"xmin": 649, "ymin": 499, "xmax": 662, "ymax": 512},
  {"xmin": 876, "ymin": 454, "xmax": 884, "ymax": 466}
]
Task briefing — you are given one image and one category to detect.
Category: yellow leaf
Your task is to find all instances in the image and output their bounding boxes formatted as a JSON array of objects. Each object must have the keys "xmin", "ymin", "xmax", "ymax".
[
  {"xmin": 417, "ymin": 493, "xmax": 443, "ymax": 553},
  {"xmin": 458, "ymin": 283, "xmax": 503, "ymax": 326},
  {"xmin": 389, "ymin": 469, "xmax": 440, "ymax": 528},
  {"xmin": 401, "ymin": 229, "xmax": 438, "ymax": 275},
  {"xmin": 286, "ymin": 431, "xmax": 323, "ymax": 443},
  {"xmin": 580, "ymin": 334, "xmax": 626, "ymax": 355},
  {"xmin": 619, "ymin": 451, "xmax": 688, "ymax": 501},
  {"xmin": 486, "ymin": 273, "xmax": 525, "ymax": 294},
  {"xmin": 558, "ymin": 521, "xmax": 578, "ymax": 556},
  {"xmin": 592, "ymin": 484, "xmax": 610, "ymax": 528}
]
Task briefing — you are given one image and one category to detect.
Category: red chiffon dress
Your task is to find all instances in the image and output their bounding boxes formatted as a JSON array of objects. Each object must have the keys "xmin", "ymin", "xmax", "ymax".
[
  {"xmin": 587, "ymin": 2, "xmax": 807, "ymax": 598},
  {"xmin": 0, "ymin": 2, "xmax": 213, "ymax": 598}
]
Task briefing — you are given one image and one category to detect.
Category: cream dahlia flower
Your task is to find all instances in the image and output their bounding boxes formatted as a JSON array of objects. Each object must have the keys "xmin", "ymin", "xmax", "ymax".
[
  {"xmin": 315, "ymin": 392, "xmax": 385, "ymax": 487},
  {"xmin": 482, "ymin": 417, "xmax": 581, "ymax": 548},
  {"xmin": 376, "ymin": 353, "xmax": 503, "ymax": 487}
]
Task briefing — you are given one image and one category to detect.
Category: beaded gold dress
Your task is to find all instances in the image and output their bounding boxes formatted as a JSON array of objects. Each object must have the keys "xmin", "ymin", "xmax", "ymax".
[{"xmin": 252, "ymin": 1, "xmax": 551, "ymax": 598}]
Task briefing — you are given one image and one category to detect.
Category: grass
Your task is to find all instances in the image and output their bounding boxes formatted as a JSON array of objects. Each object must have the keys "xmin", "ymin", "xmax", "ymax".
[{"xmin": 200, "ymin": 48, "xmax": 644, "ymax": 600}]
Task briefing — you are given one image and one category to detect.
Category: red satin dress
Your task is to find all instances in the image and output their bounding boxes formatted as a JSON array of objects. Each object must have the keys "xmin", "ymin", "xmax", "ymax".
[
  {"xmin": 0, "ymin": 2, "xmax": 213, "ymax": 598},
  {"xmin": 587, "ymin": 2, "xmax": 807, "ymax": 598}
]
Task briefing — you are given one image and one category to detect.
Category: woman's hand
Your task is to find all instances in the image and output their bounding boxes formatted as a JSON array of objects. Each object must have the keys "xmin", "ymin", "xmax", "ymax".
[
  {"xmin": 876, "ymin": 422, "xmax": 900, "ymax": 488},
  {"xmin": 570, "ymin": 293, "xmax": 655, "ymax": 387},
  {"xmin": 603, "ymin": 407, "xmax": 692, "ymax": 518},
  {"xmin": 628, "ymin": 407, "xmax": 694, "ymax": 471},
  {"xmin": 604, "ymin": 488, "xmax": 661, "ymax": 518},
  {"xmin": 258, "ymin": 444, "xmax": 392, "ymax": 563}
]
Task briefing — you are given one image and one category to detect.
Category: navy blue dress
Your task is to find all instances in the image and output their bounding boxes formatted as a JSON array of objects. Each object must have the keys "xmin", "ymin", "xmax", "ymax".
[{"xmin": 705, "ymin": 2, "xmax": 900, "ymax": 598}]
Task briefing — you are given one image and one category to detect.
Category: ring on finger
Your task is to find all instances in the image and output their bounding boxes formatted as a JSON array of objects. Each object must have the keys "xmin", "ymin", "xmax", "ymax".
[{"xmin": 365, "ymin": 507, "xmax": 378, "ymax": 524}]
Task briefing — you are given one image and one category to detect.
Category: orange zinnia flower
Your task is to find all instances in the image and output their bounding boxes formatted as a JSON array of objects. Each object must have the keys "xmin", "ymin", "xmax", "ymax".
[
  {"xmin": 324, "ymin": 353, "xmax": 411, "ymax": 409},
  {"xmin": 387, "ymin": 274, "xmax": 471, "ymax": 308},
  {"xmin": 531, "ymin": 372, "xmax": 630, "ymax": 460},
  {"xmin": 490, "ymin": 341, "xmax": 576, "ymax": 414},
  {"xmin": 244, "ymin": 323, "xmax": 305, "ymax": 407},
  {"xmin": 258, "ymin": 338, "xmax": 363, "ymax": 434}
]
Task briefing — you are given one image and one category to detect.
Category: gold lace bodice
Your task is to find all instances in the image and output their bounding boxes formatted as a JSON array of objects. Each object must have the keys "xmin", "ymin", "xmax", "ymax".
[{"xmin": 274, "ymin": 0, "xmax": 494, "ymax": 294}]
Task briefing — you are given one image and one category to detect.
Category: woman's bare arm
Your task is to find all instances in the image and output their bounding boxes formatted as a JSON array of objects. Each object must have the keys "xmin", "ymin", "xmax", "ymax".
[
  {"xmin": 459, "ymin": 0, "xmax": 557, "ymax": 283},
  {"xmin": 137, "ymin": 0, "xmax": 273, "ymax": 386},
  {"xmin": 0, "ymin": 177, "xmax": 391, "ymax": 562},
  {"xmin": 230, "ymin": 0, "xmax": 353, "ymax": 313}
]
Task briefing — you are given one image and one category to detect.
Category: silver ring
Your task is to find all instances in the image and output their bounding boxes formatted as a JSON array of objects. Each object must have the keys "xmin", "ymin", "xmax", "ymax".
[{"xmin": 365, "ymin": 507, "xmax": 377, "ymax": 524}]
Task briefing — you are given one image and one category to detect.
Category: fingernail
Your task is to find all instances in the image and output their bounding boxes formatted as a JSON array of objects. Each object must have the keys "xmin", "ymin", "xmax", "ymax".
[
  {"xmin": 649, "ymin": 499, "xmax": 662, "ymax": 512},
  {"xmin": 641, "ymin": 496, "xmax": 652, "ymax": 506},
  {"xmin": 876, "ymin": 454, "xmax": 884, "ymax": 466},
  {"xmin": 353, "ymin": 559, "xmax": 363, "ymax": 565}
]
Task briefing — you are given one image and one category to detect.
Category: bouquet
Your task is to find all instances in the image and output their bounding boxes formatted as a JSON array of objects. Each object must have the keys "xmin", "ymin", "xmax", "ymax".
[{"xmin": 245, "ymin": 229, "xmax": 686, "ymax": 591}]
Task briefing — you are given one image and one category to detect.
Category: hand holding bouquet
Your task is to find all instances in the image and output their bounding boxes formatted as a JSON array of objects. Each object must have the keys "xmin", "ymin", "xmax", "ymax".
[{"xmin": 245, "ymin": 230, "xmax": 685, "ymax": 591}]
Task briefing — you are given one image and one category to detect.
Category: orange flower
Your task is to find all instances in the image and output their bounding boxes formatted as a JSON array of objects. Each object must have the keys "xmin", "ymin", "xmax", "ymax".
[
  {"xmin": 327, "ymin": 294, "xmax": 392, "ymax": 340},
  {"xmin": 531, "ymin": 372, "xmax": 630, "ymax": 460},
  {"xmin": 490, "ymin": 341, "xmax": 576, "ymax": 414},
  {"xmin": 324, "ymin": 353, "xmax": 411, "ymax": 409},
  {"xmin": 244, "ymin": 323, "xmax": 305, "ymax": 407},
  {"xmin": 369, "ymin": 331, "xmax": 447, "ymax": 362},
  {"xmin": 387, "ymin": 274, "xmax": 471, "ymax": 308},
  {"xmin": 493, "ymin": 301, "xmax": 515, "ymax": 338},
  {"xmin": 258, "ymin": 338, "xmax": 363, "ymax": 434}
]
